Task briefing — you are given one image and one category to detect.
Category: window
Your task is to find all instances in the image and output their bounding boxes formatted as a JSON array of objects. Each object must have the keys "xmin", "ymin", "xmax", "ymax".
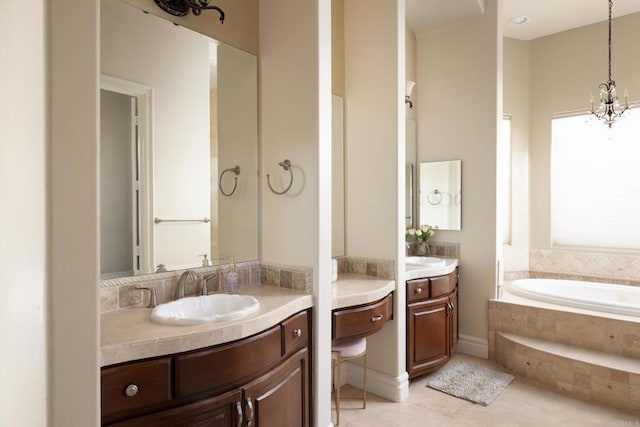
[
  {"xmin": 551, "ymin": 110, "xmax": 640, "ymax": 250},
  {"xmin": 499, "ymin": 116, "xmax": 512, "ymax": 245}
]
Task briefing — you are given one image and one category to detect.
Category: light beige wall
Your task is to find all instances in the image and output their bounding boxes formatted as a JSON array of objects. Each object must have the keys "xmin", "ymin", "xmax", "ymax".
[
  {"xmin": 51, "ymin": 0, "xmax": 101, "ymax": 424},
  {"xmin": 529, "ymin": 12, "xmax": 640, "ymax": 250},
  {"xmin": 417, "ymin": 0, "xmax": 500, "ymax": 344},
  {"xmin": 0, "ymin": 1, "xmax": 49, "ymax": 425},
  {"xmin": 503, "ymin": 37, "xmax": 530, "ymax": 253},
  {"xmin": 121, "ymin": 0, "xmax": 259, "ymax": 54},
  {"xmin": 345, "ymin": 0, "xmax": 405, "ymax": 382},
  {"xmin": 260, "ymin": 0, "xmax": 333, "ymax": 425},
  {"xmin": 332, "ymin": 0, "xmax": 345, "ymax": 97},
  {"xmin": 102, "ymin": 0, "xmax": 211, "ymax": 271}
]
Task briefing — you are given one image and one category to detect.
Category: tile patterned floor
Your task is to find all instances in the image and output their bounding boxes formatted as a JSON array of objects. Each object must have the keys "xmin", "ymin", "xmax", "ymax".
[{"xmin": 333, "ymin": 354, "xmax": 640, "ymax": 427}]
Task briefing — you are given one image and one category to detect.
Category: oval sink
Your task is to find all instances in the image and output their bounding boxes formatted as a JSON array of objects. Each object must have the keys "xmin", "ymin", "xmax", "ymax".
[
  {"xmin": 406, "ymin": 256, "xmax": 447, "ymax": 267},
  {"xmin": 151, "ymin": 294, "xmax": 260, "ymax": 325}
]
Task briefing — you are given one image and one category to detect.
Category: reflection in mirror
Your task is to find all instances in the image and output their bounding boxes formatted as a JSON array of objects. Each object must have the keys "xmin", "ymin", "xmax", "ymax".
[
  {"xmin": 100, "ymin": 0, "xmax": 258, "ymax": 278},
  {"xmin": 332, "ymin": 95, "xmax": 345, "ymax": 257},
  {"xmin": 419, "ymin": 160, "xmax": 462, "ymax": 230}
]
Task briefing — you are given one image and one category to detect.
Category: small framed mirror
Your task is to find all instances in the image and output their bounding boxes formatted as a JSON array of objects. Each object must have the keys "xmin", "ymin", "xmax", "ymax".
[{"xmin": 419, "ymin": 160, "xmax": 462, "ymax": 230}]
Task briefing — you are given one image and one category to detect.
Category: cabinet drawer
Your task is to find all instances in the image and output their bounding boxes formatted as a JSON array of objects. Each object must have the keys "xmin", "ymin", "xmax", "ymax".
[
  {"xmin": 332, "ymin": 294, "xmax": 393, "ymax": 341},
  {"xmin": 282, "ymin": 310, "xmax": 310, "ymax": 357},
  {"xmin": 175, "ymin": 325, "xmax": 281, "ymax": 398},
  {"xmin": 407, "ymin": 278, "xmax": 429, "ymax": 303},
  {"xmin": 101, "ymin": 357, "xmax": 172, "ymax": 420},
  {"xmin": 430, "ymin": 273, "xmax": 456, "ymax": 298}
]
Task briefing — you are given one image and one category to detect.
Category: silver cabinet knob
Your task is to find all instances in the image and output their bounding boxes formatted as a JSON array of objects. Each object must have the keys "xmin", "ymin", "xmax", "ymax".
[
  {"xmin": 125, "ymin": 384, "xmax": 139, "ymax": 397},
  {"xmin": 293, "ymin": 328, "xmax": 302, "ymax": 337},
  {"xmin": 371, "ymin": 314, "xmax": 384, "ymax": 322},
  {"xmin": 416, "ymin": 288, "xmax": 423, "ymax": 294}
]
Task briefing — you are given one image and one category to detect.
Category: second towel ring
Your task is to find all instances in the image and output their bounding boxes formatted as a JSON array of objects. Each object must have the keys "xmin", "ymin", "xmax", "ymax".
[
  {"xmin": 266, "ymin": 159, "xmax": 294, "ymax": 195},
  {"xmin": 427, "ymin": 189, "xmax": 443, "ymax": 205},
  {"xmin": 219, "ymin": 165, "xmax": 240, "ymax": 197}
]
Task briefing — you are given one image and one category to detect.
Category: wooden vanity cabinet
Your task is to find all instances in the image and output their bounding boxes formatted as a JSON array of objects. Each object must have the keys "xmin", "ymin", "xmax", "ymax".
[
  {"xmin": 406, "ymin": 269, "xmax": 458, "ymax": 379},
  {"xmin": 101, "ymin": 309, "xmax": 311, "ymax": 426}
]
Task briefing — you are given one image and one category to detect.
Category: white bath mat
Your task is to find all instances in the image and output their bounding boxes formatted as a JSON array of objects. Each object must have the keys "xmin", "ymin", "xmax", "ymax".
[{"xmin": 425, "ymin": 361, "xmax": 515, "ymax": 406}]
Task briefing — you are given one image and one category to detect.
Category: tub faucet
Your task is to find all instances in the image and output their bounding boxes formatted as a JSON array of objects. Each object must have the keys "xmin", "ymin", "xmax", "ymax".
[{"xmin": 176, "ymin": 270, "xmax": 197, "ymax": 300}]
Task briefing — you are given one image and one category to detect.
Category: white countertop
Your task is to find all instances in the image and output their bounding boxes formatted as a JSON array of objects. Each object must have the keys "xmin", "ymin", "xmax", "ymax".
[
  {"xmin": 332, "ymin": 275, "xmax": 396, "ymax": 309},
  {"xmin": 101, "ymin": 285, "xmax": 312, "ymax": 367},
  {"xmin": 405, "ymin": 258, "xmax": 458, "ymax": 281}
]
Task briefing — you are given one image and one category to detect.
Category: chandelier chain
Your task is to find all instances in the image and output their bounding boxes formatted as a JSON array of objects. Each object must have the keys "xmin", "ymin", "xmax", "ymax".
[{"xmin": 608, "ymin": 0, "xmax": 612, "ymax": 82}]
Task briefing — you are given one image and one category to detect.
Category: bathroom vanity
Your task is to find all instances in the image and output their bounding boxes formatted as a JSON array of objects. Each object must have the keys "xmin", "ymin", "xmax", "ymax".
[
  {"xmin": 100, "ymin": 287, "xmax": 312, "ymax": 426},
  {"xmin": 406, "ymin": 264, "xmax": 458, "ymax": 379}
]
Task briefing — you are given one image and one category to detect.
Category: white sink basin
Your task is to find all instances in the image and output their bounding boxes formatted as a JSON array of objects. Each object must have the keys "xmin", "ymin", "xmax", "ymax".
[
  {"xmin": 406, "ymin": 256, "xmax": 447, "ymax": 267},
  {"xmin": 151, "ymin": 294, "xmax": 260, "ymax": 325}
]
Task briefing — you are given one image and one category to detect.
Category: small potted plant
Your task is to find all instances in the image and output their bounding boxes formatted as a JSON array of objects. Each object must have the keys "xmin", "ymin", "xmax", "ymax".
[{"xmin": 406, "ymin": 225, "xmax": 435, "ymax": 256}]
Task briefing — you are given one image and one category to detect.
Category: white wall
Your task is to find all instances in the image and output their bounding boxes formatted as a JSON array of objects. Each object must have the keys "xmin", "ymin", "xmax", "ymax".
[
  {"xmin": 0, "ymin": 2, "xmax": 49, "ymax": 425},
  {"xmin": 260, "ymin": 0, "xmax": 333, "ymax": 425},
  {"xmin": 417, "ymin": 0, "xmax": 501, "ymax": 348},
  {"xmin": 102, "ymin": 0, "xmax": 211, "ymax": 271},
  {"xmin": 345, "ymin": 0, "xmax": 407, "ymax": 397},
  {"xmin": 529, "ymin": 12, "xmax": 640, "ymax": 250}
]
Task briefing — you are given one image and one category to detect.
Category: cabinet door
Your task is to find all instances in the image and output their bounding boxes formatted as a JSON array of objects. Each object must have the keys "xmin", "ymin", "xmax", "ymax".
[
  {"xmin": 450, "ymin": 288, "xmax": 458, "ymax": 349},
  {"xmin": 407, "ymin": 296, "xmax": 450, "ymax": 379},
  {"xmin": 108, "ymin": 388, "xmax": 242, "ymax": 427},
  {"xmin": 243, "ymin": 348, "xmax": 309, "ymax": 427}
]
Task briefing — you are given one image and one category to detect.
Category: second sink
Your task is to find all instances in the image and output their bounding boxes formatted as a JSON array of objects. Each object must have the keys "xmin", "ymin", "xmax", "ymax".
[
  {"xmin": 151, "ymin": 294, "xmax": 260, "ymax": 325},
  {"xmin": 405, "ymin": 256, "xmax": 446, "ymax": 267}
]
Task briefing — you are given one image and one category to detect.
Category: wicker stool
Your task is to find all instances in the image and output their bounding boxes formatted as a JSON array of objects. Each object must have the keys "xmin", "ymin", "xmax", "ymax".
[{"xmin": 331, "ymin": 337, "xmax": 367, "ymax": 426}]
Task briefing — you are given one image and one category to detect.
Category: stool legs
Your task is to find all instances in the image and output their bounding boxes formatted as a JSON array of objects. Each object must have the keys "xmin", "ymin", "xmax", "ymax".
[{"xmin": 331, "ymin": 349, "xmax": 367, "ymax": 426}]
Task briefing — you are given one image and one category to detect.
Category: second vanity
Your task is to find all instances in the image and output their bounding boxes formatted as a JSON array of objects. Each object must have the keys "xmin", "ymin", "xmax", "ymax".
[{"xmin": 406, "ymin": 259, "xmax": 459, "ymax": 379}]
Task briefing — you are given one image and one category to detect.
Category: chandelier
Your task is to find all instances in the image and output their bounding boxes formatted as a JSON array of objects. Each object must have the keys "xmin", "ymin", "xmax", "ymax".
[
  {"xmin": 591, "ymin": 0, "xmax": 629, "ymax": 127},
  {"xmin": 154, "ymin": 0, "xmax": 225, "ymax": 23}
]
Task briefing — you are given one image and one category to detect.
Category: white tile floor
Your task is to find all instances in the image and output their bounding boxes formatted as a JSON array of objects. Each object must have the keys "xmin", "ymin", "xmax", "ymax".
[{"xmin": 332, "ymin": 354, "xmax": 640, "ymax": 427}]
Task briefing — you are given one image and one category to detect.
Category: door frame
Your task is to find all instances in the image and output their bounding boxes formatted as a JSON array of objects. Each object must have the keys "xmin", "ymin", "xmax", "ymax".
[{"xmin": 100, "ymin": 74, "xmax": 154, "ymax": 274}]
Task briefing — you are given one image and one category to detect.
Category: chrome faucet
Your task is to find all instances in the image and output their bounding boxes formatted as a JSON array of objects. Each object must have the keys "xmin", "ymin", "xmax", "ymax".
[{"xmin": 175, "ymin": 270, "xmax": 198, "ymax": 299}]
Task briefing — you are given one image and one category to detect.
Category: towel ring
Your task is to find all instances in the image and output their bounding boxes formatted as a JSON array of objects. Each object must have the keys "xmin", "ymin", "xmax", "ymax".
[
  {"xmin": 219, "ymin": 165, "xmax": 240, "ymax": 197},
  {"xmin": 266, "ymin": 159, "xmax": 294, "ymax": 195},
  {"xmin": 427, "ymin": 189, "xmax": 443, "ymax": 205}
]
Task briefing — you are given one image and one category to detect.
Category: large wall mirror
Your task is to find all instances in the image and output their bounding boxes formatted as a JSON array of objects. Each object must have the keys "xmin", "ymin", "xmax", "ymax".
[
  {"xmin": 406, "ymin": 118, "xmax": 417, "ymax": 228},
  {"xmin": 419, "ymin": 160, "xmax": 462, "ymax": 230},
  {"xmin": 100, "ymin": 0, "xmax": 258, "ymax": 278}
]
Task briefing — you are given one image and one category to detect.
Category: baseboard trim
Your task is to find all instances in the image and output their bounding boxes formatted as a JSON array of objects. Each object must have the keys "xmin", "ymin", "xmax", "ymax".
[
  {"xmin": 456, "ymin": 334, "xmax": 489, "ymax": 359},
  {"xmin": 344, "ymin": 362, "xmax": 409, "ymax": 402}
]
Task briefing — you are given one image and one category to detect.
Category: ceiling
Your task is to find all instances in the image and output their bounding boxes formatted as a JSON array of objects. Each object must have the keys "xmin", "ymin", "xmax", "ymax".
[{"xmin": 406, "ymin": 0, "xmax": 640, "ymax": 40}]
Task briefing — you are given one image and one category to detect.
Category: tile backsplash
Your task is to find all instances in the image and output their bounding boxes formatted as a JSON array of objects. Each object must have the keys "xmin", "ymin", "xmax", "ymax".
[
  {"xmin": 100, "ymin": 261, "xmax": 312, "ymax": 313},
  {"xmin": 335, "ymin": 256, "xmax": 395, "ymax": 280}
]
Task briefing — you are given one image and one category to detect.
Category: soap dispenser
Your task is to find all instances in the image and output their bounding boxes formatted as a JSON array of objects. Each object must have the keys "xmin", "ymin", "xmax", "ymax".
[
  {"xmin": 224, "ymin": 258, "xmax": 239, "ymax": 294},
  {"xmin": 199, "ymin": 254, "xmax": 211, "ymax": 267}
]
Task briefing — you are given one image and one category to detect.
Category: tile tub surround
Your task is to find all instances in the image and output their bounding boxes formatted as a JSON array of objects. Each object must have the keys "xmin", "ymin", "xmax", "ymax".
[
  {"xmin": 101, "ymin": 261, "xmax": 313, "ymax": 313},
  {"xmin": 489, "ymin": 299, "xmax": 640, "ymax": 411},
  {"xmin": 502, "ymin": 248, "xmax": 640, "ymax": 286},
  {"xmin": 101, "ymin": 285, "xmax": 313, "ymax": 367}
]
